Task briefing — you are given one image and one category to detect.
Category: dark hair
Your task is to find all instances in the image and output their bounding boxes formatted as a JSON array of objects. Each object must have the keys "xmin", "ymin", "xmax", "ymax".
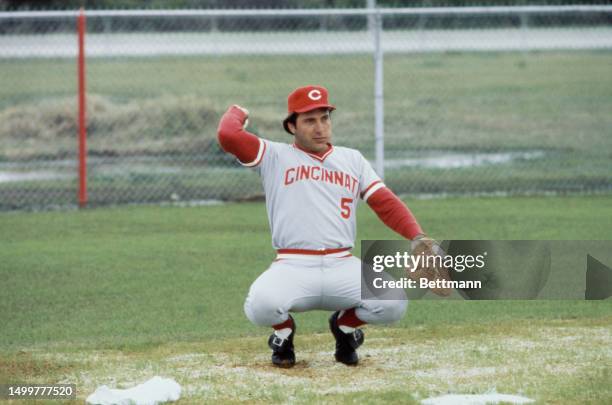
[
  {"xmin": 283, "ymin": 109, "xmax": 333, "ymax": 135},
  {"xmin": 286, "ymin": 113, "xmax": 298, "ymax": 128},
  {"xmin": 282, "ymin": 113, "xmax": 297, "ymax": 135}
]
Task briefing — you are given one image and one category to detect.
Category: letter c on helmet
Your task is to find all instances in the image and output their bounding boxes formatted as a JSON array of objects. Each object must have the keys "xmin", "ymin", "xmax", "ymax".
[{"xmin": 308, "ymin": 89, "xmax": 322, "ymax": 101}]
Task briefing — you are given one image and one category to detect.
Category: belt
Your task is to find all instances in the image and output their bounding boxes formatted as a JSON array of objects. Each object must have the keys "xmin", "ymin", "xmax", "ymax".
[
  {"xmin": 275, "ymin": 247, "xmax": 353, "ymax": 260},
  {"xmin": 276, "ymin": 247, "xmax": 351, "ymax": 255}
]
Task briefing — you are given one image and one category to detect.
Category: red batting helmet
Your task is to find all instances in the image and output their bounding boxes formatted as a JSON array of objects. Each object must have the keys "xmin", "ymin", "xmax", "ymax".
[{"xmin": 283, "ymin": 85, "xmax": 336, "ymax": 134}]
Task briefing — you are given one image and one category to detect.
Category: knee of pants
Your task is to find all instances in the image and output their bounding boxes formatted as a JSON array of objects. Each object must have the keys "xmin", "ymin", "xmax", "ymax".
[
  {"xmin": 382, "ymin": 299, "xmax": 408, "ymax": 323},
  {"xmin": 360, "ymin": 299, "xmax": 408, "ymax": 324},
  {"xmin": 244, "ymin": 292, "xmax": 288, "ymax": 327}
]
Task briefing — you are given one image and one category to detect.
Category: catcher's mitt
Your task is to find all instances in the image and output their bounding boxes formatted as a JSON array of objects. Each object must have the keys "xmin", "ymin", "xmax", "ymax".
[{"xmin": 407, "ymin": 236, "xmax": 453, "ymax": 297}]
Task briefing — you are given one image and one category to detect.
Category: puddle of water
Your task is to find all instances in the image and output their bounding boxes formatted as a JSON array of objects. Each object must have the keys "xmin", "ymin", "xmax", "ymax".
[
  {"xmin": 382, "ymin": 151, "xmax": 545, "ymax": 169},
  {"xmin": 0, "ymin": 151, "xmax": 546, "ymax": 184},
  {"xmin": 0, "ymin": 171, "xmax": 73, "ymax": 183}
]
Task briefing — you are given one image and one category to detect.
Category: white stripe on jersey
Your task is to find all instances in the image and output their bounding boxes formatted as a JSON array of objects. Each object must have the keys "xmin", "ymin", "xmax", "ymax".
[{"xmin": 362, "ymin": 180, "xmax": 386, "ymax": 202}]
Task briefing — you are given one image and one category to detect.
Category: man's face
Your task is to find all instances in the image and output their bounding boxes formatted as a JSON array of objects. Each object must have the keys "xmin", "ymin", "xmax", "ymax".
[{"xmin": 288, "ymin": 108, "xmax": 332, "ymax": 153}]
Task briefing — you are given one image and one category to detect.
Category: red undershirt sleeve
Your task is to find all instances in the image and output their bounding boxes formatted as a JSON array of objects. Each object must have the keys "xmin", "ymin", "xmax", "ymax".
[
  {"xmin": 216, "ymin": 106, "xmax": 262, "ymax": 165},
  {"xmin": 366, "ymin": 187, "xmax": 424, "ymax": 240}
]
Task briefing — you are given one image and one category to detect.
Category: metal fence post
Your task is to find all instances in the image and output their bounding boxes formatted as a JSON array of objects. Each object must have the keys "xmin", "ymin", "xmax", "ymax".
[
  {"xmin": 367, "ymin": 0, "xmax": 376, "ymax": 32},
  {"xmin": 77, "ymin": 7, "xmax": 88, "ymax": 208},
  {"xmin": 373, "ymin": 8, "xmax": 384, "ymax": 179}
]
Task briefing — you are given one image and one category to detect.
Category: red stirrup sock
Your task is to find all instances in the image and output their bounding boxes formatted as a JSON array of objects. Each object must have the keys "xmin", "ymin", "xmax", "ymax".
[
  {"xmin": 273, "ymin": 316, "xmax": 294, "ymax": 331},
  {"xmin": 272, "ymin": 316, "xmax": 294, "ymax": 339},
  {"xmin": 337, "ymin": 308, "xmax": 366, "ymax": 333}
]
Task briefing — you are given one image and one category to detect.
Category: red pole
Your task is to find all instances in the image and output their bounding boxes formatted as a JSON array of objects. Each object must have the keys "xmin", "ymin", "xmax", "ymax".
[{"xmin": 77, "ymin": 7, "xmax": 88, "ymax": 208}]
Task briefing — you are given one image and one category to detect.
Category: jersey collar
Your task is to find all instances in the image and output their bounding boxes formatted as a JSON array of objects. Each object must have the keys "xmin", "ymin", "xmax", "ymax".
[{"xmin": 292, "ymin": 142, "xmax": 334, "ymax": 162}]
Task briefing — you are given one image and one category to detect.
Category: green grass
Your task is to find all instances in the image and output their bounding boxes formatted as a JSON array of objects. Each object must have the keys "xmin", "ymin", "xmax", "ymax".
[
  {"xmin": 1, "ymin": 196, "xmax": 611, "ymax": 402},
  {"xmin": 2, "ymin": 195, "xmax": 611, "ymax": 347},
  {"xmin": 2, "ymin": 52, "xmax": 611, "ymax": 153}
]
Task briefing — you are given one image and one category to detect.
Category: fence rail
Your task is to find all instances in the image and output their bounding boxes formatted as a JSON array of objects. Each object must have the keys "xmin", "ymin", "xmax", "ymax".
[
  {"xmin": 2, "ymin": 5, "xmax": 612, "ymax": 18},
  {"xmin": 0, "ymin": 6, "xmax": 611, "ymax": 210}
]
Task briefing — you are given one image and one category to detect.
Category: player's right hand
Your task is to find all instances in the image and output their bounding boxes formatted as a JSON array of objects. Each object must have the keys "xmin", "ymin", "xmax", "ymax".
[{"xmin": 232, "ymin": 104, "xmax": 250, "ymax": 129}]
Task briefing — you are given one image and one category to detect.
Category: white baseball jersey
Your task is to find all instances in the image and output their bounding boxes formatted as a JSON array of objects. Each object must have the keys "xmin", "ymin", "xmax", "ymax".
[{"xmin": 241, "ymin": 139, "xmax": 385, "ymax": 250}]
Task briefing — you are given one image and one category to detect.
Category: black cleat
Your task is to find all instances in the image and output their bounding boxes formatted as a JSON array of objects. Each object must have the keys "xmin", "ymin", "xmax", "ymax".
[
  {"xmin": 329, "ymin": 311, "xmax": 364, "ymax": 366},
  {"xmin": 268, "ymin": 316, "xmax": 296, "ymax": 368}
]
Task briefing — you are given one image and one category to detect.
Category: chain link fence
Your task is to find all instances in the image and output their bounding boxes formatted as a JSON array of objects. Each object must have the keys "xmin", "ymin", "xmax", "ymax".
[{"xmin": 1, "ymin": 6, "xmax": 611, "ymax": 210}]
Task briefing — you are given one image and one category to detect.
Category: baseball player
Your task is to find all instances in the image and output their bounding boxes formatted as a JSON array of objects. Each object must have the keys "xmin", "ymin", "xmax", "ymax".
[{"xmin": 217, "ymin": 85, "xmax": 432, "ymax": 368}]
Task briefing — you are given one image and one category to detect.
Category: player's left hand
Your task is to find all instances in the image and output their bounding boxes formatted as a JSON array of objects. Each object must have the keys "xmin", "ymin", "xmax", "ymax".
[{"xmin": 407, "ymin": 236, "xmax": 453, "ymax": 297}]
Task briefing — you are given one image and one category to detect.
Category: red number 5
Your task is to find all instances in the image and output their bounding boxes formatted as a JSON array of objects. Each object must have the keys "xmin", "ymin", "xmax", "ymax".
[{"xmin": 340, "ymin": 198, "xmax": 353, "ymax": 219}]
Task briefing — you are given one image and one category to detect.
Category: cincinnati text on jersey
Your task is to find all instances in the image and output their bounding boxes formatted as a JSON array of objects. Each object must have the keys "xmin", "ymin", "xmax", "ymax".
[{"xmin": 284, "ymin": 165, "xmax": 359, "ymax": 195}]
